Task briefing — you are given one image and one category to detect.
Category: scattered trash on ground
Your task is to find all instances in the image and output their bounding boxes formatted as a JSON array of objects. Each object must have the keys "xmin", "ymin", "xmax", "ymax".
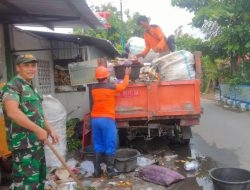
[
  {"xmin": 66, "ymin": 158, "xmax": 78, "ymax": 169},
  {"xmin": 137, "ymin": 156, "xmax": 155, "ymax": 167},
  {"xmin": 135, "ymin": 165, "xmax": 185, "ymax": 187},
  {"xmin": 80, "ymin": 160, "xmax": 94, "ymax": 177},
  {"xmin": 108, "ymin": 181, "xmax": 133, "ymax": 188},
  {"xmin": 164, "ymin": 154, "xmax": 178, "ymax": 162},
  {"xmin": 55, "ymin": 168, "xmax": 70, "ymax": 180},
  {"xmin": 184, "ymin": 160, "xmax": 199, "ymax": 171}
]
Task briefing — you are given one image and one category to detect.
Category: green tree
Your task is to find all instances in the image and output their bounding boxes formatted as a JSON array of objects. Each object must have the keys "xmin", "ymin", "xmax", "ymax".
[
  {"xmin": 171, "ymin": 0, "xmax": 250, "ymax": 74},
  {"xmin": 73, "ymin": 3, "xmax": 144, "ymax": 53}
]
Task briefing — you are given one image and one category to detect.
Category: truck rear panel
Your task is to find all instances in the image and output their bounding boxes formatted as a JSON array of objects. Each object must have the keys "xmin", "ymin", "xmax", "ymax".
[{"xmin": 115, "ymin": 80, "xmax": 201, "ymax": 121}]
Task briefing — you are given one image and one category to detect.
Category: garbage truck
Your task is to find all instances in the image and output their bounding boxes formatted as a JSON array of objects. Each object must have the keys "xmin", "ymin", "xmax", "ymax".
[
  {"xmin": 85, "ymin": 51, "xmax": 202, "ymax": 146},
  {"xmin": 114, "ymin": 51, "xmax": 202, "ymax": 145}
]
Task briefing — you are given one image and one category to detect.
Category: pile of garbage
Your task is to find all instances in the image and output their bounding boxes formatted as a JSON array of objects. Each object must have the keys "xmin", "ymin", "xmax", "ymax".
[{"xmin": 109, "ymin": 49, "xmax": 195, "ymax": 82}]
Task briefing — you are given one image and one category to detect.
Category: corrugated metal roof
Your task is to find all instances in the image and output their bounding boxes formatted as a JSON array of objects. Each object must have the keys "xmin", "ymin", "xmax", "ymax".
[
  {"xmin": 29, "ymin": 30, "xmax": 120, "ymax": 58},
  {"xmin": 0, "ymin": 0, "xmax": 103, "ymax": 29}
]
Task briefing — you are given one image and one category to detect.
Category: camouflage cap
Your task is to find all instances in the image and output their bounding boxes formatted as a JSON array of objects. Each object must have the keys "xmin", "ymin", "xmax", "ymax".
[{"xmin": 16, "ymin": 54, "xmax": 37, "ymax": 65}]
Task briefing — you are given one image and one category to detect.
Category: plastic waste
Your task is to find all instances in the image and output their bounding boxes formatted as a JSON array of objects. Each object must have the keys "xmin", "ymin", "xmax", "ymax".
[
  {"xmin": 164, "ymin": 154, "xmax": 178, "ymax": 161},
  {"xmin": 66, "ymin": 158, "xmax": 78, "ymax": 169},
  {"xmin": 57, "ymin": 182, "xmax": 77, "ymax": 190},
  {"xmin": 137, "ymin": 157, "xmax": 155, "ymax": 167},
  {"xmin": 184, "ymin": 160, "xmax": 199, "ymax": 171},
  {"xmin": 80, "ymin": 160, "xmax": 94, "ymax": 177}
]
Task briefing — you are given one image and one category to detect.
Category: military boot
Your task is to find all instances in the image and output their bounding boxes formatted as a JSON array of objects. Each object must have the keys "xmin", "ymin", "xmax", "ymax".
[
  {"xmin": 106, "ymin": 155, "xmax": 119, "ymax": 177},
  {"xmin": 94, "ymin": 153, "xmax": 102, "ymax": 177}
]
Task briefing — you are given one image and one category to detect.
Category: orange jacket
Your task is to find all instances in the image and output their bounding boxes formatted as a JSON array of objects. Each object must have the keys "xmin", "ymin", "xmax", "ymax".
[
  {"xmin": 91, "ymin": 75, "xmax": 129, "ymax": 119},
  {"xmin": 141, "ymin": 25, "xmax": 169, "ymax": 57}
]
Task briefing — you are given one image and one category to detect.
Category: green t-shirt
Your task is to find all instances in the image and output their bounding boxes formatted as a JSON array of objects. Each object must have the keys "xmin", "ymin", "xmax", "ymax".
[{"xmin": 0, "ymin": 76, "xmax": 45, "ymax": 151}]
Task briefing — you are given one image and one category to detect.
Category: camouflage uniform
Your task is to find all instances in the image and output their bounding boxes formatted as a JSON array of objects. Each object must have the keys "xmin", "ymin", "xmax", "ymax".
[{"xmin": 0, "ymin": 75, "xmax": 46, "ymax": 190}]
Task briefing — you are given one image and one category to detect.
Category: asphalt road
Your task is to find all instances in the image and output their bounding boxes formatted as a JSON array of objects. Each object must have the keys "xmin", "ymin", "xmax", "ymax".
[
  {"xmin": 1, "ymin": 98, "xmax": 250, "ymax": 190},
  {"xmin": 193, "ymin": 98, "xmax": 250, "ymax": 170}
]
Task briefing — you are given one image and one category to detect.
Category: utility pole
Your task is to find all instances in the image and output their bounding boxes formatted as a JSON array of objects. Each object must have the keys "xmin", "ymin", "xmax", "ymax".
[{"xmin": 120, "ymin": 0, "xmax": 125, "ymax": 51}]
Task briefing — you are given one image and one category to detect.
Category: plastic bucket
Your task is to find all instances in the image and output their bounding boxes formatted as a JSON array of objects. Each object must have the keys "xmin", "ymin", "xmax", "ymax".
[
  {"xmin": 114, "ymin": 64, "xmax": 142, "ymax": 81},
  {"xmin": 115, "ymin": 148, "xmax": 140, "ymax": 173},
  {"xmin": 209, "ymin": 168, "xmax": 250, "ymax": 190}
]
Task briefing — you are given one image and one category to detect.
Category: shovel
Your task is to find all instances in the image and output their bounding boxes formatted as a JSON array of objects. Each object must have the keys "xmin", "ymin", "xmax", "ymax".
[{"xmin": 45, "ymin": 140, "xmax": 84, "ymax": 189}]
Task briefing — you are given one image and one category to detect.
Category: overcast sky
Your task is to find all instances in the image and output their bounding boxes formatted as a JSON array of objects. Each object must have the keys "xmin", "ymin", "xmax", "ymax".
[
  {"xmin": 87, "ymin": 0, "xmax": 197, "ymax": 36},
  {"xmin": 19, "ymin": 0, "xmax": 203, "ymax": 37}
]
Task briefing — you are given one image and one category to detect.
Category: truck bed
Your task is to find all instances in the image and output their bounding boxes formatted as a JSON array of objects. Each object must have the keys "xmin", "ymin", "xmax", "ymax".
[{"xmin": 115, "ymin": 80, "xmax": 201, "ymax": 121}]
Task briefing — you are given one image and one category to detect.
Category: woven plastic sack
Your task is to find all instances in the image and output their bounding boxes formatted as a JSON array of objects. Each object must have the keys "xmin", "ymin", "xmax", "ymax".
[
  {"xmin": 153, "ymin": 50, "xmax": 195, "ymax": 81},
  {"xmin": 135, "ymin": 165, "xmax": 185, "ymax": 186},
  {"xmin": 126, "ymin": 37, "xmax": 159, "ymax": 63},
  {"xmin": 42, "ymin": 95, "xmax": 67, "ymax": 167}
]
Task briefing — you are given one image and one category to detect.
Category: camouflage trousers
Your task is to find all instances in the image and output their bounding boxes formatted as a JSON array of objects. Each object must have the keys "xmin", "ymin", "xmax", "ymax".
[{"xmin": 11, "ymin": 145, "xmax": 46, "ymax": 190}]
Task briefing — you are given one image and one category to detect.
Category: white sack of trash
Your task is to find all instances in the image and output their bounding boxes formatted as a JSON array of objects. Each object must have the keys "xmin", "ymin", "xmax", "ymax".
[
  {"xmin": 42, "ymin": 95, "xmax": 67, "ymax": 168},
  {"xmin": 153, "ymin": 50, "xmax": 195, "ymax": 81},
  {"xmin": 126, "ymin": 36, "xmax": 159, "ymax": 63}
]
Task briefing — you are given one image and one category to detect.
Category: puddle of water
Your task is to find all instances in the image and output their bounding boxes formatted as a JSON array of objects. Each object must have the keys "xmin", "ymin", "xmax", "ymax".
[{"xmin": 129, "ymin": 136, "xmax": 218, "ymax": 190}]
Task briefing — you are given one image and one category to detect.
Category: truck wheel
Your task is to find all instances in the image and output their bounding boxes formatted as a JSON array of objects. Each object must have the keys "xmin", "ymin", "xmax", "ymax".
[
  {"xmin": 169, "ymin": 136, "xmax": 190, "ymax": 146},
  {"xmin": 179, "ymin": 138, "xmax": 190, "ymax": 145},
  {"xmin": 169, "ymin": 126, "xmax": 191, "ymax": 146},
  {"xmin": 118, "ymin": 128, "xmax": 129, "ymax": 147}
]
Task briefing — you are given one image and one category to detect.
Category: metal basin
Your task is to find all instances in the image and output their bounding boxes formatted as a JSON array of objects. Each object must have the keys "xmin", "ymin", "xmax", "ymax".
[
  {"xmin": 209, "ymin": 167, "xmax": 250, "ymax": 190},
  {"xmin": 115, "ymin": 148, "xmax": 140, "ymax": 173}
]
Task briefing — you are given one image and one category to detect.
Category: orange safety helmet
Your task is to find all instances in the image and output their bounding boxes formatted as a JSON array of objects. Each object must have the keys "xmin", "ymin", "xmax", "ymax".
[{"xmin": 95, "ymin": 66, "xmax": 110, "ymax": 79}]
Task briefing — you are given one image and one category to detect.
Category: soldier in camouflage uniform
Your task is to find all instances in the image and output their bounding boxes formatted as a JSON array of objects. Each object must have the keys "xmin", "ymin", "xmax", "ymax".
[{"xmin": 0, "ymin": 54, "xmax": 59, "ymax": 190}]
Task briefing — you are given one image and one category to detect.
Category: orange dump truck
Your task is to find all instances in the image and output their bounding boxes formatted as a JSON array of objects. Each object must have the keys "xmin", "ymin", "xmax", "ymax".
[
  {"xmin": 114, "ymin": 52, "xmax": 202, "ymax": 145},
  {"xmin": 85, "ymin": 52, "xmax": 202, "ymax": 146},
  {"xmin": 115, "ymin": 80, "xmax": 200, "ymax": 144}
]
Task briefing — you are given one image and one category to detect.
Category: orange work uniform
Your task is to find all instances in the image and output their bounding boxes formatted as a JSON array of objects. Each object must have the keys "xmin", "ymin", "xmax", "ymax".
[
  {"xmin": 91, "ymin": 75, "xmax": 129, "ymax": 119},
  {"xmin": 141, "ymin": 25, "xmax": 169, "ymax": 57}
]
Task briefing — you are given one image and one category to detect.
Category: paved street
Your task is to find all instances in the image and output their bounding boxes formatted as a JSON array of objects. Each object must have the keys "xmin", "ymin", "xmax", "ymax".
[{"xmin": 1, "ymin": 98, "xmax": 250, "ymax": 189}]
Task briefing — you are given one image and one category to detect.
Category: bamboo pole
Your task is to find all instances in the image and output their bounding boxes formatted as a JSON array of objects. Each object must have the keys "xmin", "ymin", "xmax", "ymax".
[{"xmin": 45, "ymin": 140, "xmax": 84, "ymax": 189}]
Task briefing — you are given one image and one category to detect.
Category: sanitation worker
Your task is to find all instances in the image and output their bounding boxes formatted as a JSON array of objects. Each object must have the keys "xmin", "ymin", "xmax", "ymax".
[
  {"xmin": 135, "ymin": 15, "xmax": 170, "ymax": 59},
  {"xmin": 91, "ymin": 65, "xmax": 131, "ymax": 177},
  {"xmin": 0, "ymin": 54, "xmax": 59, "ymax": 190}
]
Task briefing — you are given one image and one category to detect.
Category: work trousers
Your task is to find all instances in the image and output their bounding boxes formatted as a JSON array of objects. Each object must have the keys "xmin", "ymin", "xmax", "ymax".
[
  {"xmin": 11, "ymin": 145, "xmax": 46, "ymax": 190},
  {"xmin": 91, "ymin": 117, "xmax": 117, "ymax": 156}
]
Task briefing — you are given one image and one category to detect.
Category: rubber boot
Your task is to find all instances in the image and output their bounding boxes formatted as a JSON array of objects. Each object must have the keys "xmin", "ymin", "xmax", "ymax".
[
  {"xmin": 106, "ymin": 155, "xmax": 119, "ymax": 177},
  {"xmin": 94, "ymin": 153, "xmax": 102, "ymax": 177}
]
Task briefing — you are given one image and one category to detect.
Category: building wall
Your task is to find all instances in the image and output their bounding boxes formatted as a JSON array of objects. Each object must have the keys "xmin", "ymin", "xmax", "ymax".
[
  {"xmin": 88, "ymin": 46, "xmax": 106, "ymax": 59},
  {"xmin": 55, "ymin": 90, "xmax": 90, "ymax": 119},
  {"xmin": 0, "ymin": 24, "xmax": 7, "ymax": 83},
  {"xmin": 12, "ymin": 27, "xmax": 54, "ymax": 93},
  {"xmin": 10, "ymin": 28, "xmax": 107, "ymax": 119}
]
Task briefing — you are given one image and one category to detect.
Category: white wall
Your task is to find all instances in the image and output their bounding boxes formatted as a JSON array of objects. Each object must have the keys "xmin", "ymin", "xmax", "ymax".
[
  {"xmin": 0, "ymin": 24, "xmax": 7, "ymax": 82},
  {"xmin": 11, "ymin": 28, "xmax": 106, "ymax": 120},
  {"xmin": 55, "ymin": 90, "xmax": 90, "ymax": 119}
]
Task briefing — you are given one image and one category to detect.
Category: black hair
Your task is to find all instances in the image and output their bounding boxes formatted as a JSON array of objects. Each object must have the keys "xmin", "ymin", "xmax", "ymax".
[{"xmin": 137, "ymin": 15, "xmax": 149, "ymax": 25}]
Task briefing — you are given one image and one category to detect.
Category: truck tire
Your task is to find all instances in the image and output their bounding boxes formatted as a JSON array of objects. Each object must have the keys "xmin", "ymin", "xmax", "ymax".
[
  {"xmin": 169, "ymin": 136, "xmax": 190, "ymax": 146},
  {"xmin": 118, "ymin": 128, "xmax": 129, "ymax": 147},
  {"xmin": 169, "ymin": 126, "xmax": 191, "ymax": 146},
  {"xmin": 179, "ymin": 138, "xmax": 190, "ymax": 145}
]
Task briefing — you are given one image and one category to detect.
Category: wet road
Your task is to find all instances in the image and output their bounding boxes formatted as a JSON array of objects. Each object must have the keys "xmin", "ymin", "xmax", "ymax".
[
  {"xmin": 128, "ymin": 98, "xmax": 250, "ymax": 189},
  {"xmin": 192, "ymin": 98, "xmax": 250, "ymax": 170},
  {"xmin": 1, "ymin": 98, "xmax": 250, "ymax": 189},
  {"xmin": 184, "ymin": 98, "xmax": 250, "ymax": 189}
]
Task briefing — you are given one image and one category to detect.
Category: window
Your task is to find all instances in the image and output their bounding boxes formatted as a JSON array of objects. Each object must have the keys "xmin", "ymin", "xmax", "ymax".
[{"xmin": 37, "ymin": 59, "xmax": 52, "ymax": 94}]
